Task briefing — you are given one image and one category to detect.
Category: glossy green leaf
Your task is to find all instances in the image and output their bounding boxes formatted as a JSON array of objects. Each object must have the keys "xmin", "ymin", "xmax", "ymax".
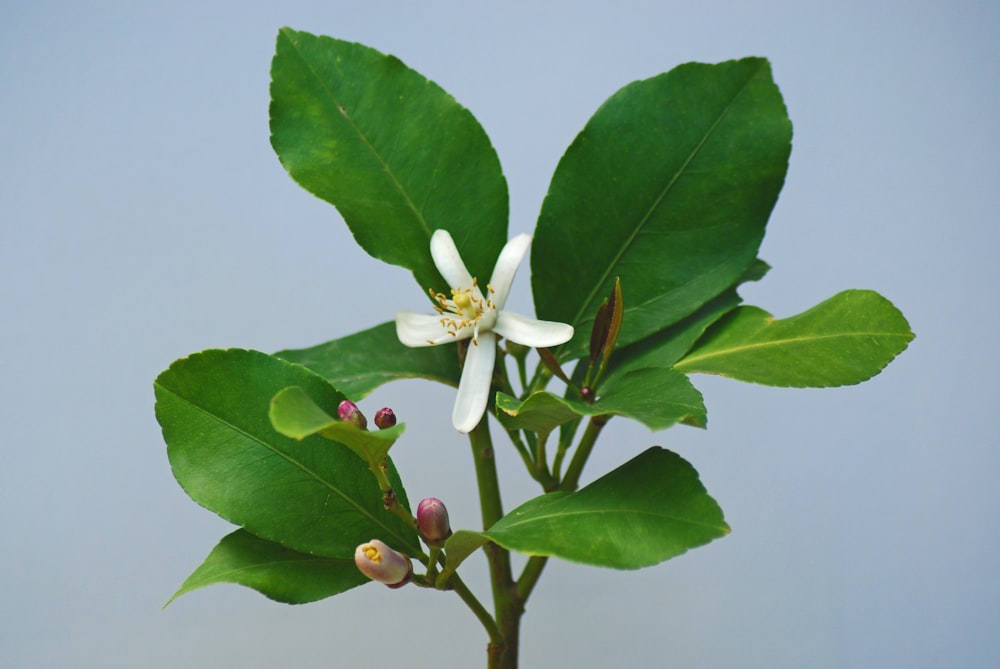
[
  {"xmin": 166, "ymin": 529, "xmax": 368, "ymax": 606},
  {"xmin": 275, "ymin": 321, "xmax": 461, "ymax": 399},
  {"xmin": 269, "ymin": 386, "xmax": 405, "ymax": 464},
  {"xmin": 496, "ymin": 366, "xmax": 704, "ymax": 433},
  {"xmin": 483, "ymin": 447, "xmax": 729, "ymax": 569},
  {"xmin": 674, "ymin": 289, "xmax": 914, "ymax": 386},
  {"xmin": 154, "ymin": 349, "xmax": 420, "ymax": 558},
  {"xmin": 270, "ymin": 28, "xmax": 508, "ymax": 289},
  {"xmin": 532, "ymin": 58, "xmax": 791, "ymax": 360}
]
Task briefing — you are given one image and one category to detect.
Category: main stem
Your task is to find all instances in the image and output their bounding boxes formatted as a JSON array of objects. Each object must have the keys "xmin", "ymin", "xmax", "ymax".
[{"xmin": 469, "ymin": 421, "xmax": 521, "ymax": 669}]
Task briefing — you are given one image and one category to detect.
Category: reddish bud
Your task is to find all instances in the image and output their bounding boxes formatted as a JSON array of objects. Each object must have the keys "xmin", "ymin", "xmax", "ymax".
[
  {"xmin": 338, "ymin": 400, "xmax": 367, "ymax": 429},
  {"xmin": 374, "ymin": 407, "xmax": 397, "ymax": 430},
  {"xmin": 417, "ymin": 497, "xmax": 452, "ymax": 545}
]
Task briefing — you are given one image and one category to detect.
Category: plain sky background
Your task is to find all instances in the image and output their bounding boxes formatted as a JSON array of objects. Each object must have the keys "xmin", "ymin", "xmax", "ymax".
[{"xmin": 2, "ymin": 1, "xmax": 998, "ymax": 667}]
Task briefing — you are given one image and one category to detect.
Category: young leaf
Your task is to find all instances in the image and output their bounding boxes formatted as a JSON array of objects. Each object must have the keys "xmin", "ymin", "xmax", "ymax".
[
  {"xmin": 270, "ymin": 28, "xmax": 508, "ymax": 289},
  {"xmin": 532, "ymin": 58, "xmax": 791, "ymax": 360},
  {"xmin": 434, "ymin": 530, "xmax": 490, "ymax": 588},
  {"xmin": 166, "ymin": 529, "xmax": 368, "ymax": 606},
  {"xmin": 483, "ymin": 447, "xmax": 729, "ymax": 569},
  {"xmin": 674, "ymin": 289, "xmax": 914, "ymax": 386},
  {"xmin": 497, "ymin": 367, "xmax": 705, "ymax": 434},
  {"xmin": 275, "ymin": 321, "xmax": 461, "ymax": 399},
  {"xmin": 154, "ymin": 349, "xmax": 420, "ymax": 558},
  {"xmin": 269, "ymin": 386, "xmax": 405, "ymax": 464}
]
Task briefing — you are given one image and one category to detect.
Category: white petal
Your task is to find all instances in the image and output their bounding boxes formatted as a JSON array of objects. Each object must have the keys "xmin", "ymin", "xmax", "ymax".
[
  {"xmin": 452, "ymin": 331, "xmax": 496, "ymax": 433},
  {"xmin": 396, "ymin": 311, "xmax": 473, "ymax": 347},
  {"xmin": 494, "ymin": 311, "xmax": 575, "ymax": 348},
  {"xmin": 488, "ymin": 233, "xmax": 531, "ymax": 309},
  {"xmin": 430, "ymin": 230, "xmax": 475, "ymax": 290}
]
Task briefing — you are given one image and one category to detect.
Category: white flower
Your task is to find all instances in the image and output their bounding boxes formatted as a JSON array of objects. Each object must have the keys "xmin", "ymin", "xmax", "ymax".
[{"xmin": 396, "ymin": 230, "xmax": 574, "ymax": 433}]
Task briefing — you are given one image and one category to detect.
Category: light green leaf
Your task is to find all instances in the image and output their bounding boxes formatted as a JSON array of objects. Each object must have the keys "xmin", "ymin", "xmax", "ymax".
[
  {"xmin": 269, "ymin": 386, "xmax": 405, "ymax": 464},
  {"xmin": 154, "ymin": 349, "xmax": 420, "ymax": 558},
  {"xmin": 674, "ymin": 289, "xmax": 914, "ymax": 386},
  {"xmin": 275, "ymin": 321, "xmax": 460, "ymax": 399},
  {"xmin": 166, "ymin": 529, "xmax": 368, "ymax": 606},
  {"xmin": 435, "ymin": 530, "xmax": 490, "ymax": 588},
  {"xmin": 483, "ymin": 447, "xmax": 729, "ymax": 569},
  {"xmin": 496, "ymin": 367, "xmax": 705, "ymax": 433},
  {"xmin": 270, "ymin": 28, "xmax": 508, "ymax": 289},
  {"xmin": 532, "ymin": 58, "xmax": 791, "ymax": 360}
]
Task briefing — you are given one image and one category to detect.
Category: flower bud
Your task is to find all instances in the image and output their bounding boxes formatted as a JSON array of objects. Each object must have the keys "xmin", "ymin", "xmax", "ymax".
[
  {"xmin": 338, "ymin": 400, "xmax": 367, "ymax": 429},
  {"xmin": 416, "ymin": 497, "xmax": 452, "ymax": 545},
  {"xmin": 373, "ymin": 407, "xmax": 397, "ymax": 430},
  {"xmin": 354, "ymin": 539, "xmax": 412, "ymax": 588}
]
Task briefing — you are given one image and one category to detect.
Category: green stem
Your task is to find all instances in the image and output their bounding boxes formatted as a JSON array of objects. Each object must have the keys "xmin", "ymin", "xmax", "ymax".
[
  {"xmin": 559, "ymin": 416, "xmax": 609, "ymax": 492},
  {"xmin": 468, "ymin": 420, "xmax": 519, "ymax": 669},
  {"xmin": 515, "ymin": 555, "xmax": 548, "ymax": 602},
  {"xmin": 449, "ymin": 572, "xmax": 502, "ymax": 645}
]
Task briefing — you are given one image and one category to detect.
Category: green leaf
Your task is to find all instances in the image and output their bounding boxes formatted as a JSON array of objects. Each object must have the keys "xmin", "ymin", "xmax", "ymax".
[
  {"xmin": 435, "ymin": 530, "xmax": 490, "ymax": 588},
  {"xmin": 275, "ymin": 321, "xmax": 461, "ymax": 399},
  {"xmin": 268, "ymin": 386, "xmax": 405, "ymax": 465},
  {"xmin": 601, "ymin": 289, "xmax": 742, "ymax": 387},
  {"xmin": 674, "ymin": 289, "xmax": 914, "ymax": 386},
  {"xmin": 483, "ymin": 447, "xmax": 729, "ymax": 569},
  {"xmin": 166, "ymin": 529, "xmax": 368, "ymax": 606},
  {"xmin": 154, "ymin": 349, "xmax": 420, "ymax": 558},
  {"xmin": 532, "ymin": 58, "xmax": 791, "ymax": 360},
  {"xmin": 496, "ymin": 367, "xmax": 705, "ymax": 433},
  {"xmin": 270, "ymin": 28, "xmax": 508, "ymax": 289}
]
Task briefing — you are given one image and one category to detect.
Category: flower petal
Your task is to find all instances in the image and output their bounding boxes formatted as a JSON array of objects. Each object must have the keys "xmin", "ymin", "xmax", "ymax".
[
  {"xmin": 488, "ymin": 233, "xmax": 531, "ymax": 309},
  {"xmin": 396, "ymin": 311, "xmax": 473, "ymax": 347},
  {"xmin": 452, "ymin": 331, "xmax": 496, "ymax": 433},
  {"xmin": 431, "ymin": 230, "xmax": 475, "ymax": 290},
  {"xmin": 494, "ymin": 311, "xmax": 575, "ymax": 348}
]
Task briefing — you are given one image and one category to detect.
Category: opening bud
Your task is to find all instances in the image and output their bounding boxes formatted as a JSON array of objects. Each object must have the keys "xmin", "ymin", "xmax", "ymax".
[
  {"xmin": 374, "ymin": 407, "xmax": 397, "ymax": 430},
  {"xmin": 416, "ymin": 497, "xmax": 452, "ymax": 545},
  {"xmin": 338, "ymin": 400, "xmax": 368, "ymax": 430},
  {"xmin": 354, "ymin": 539, "xmax": 413, "ymax": 588}
]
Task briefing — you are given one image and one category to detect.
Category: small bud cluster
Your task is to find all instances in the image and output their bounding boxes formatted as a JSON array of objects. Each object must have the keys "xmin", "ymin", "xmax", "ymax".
[
  {"xmin": 354, "ymin": 498, "xmax": 452, "ymax": 587},
  {"xmin": 337, "ymin": 401, "xmax": 397, "ymax": 430}
]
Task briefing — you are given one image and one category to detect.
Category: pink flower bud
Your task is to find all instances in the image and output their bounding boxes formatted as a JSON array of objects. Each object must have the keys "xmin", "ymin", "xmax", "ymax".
[
  {"xmin": 338, "ymin": 400, "xmax": 367, "ymax": 429},
  {"xmin": 416, "ymin": 497, "xmax": 452, "ymax": 545},
  {"xmin": 374, "ymin": 407, "xmax": 397, "ymax": 430},
  {"xmin": 354, "ymin": 539, "xmax": 412, "ymax": 588}
]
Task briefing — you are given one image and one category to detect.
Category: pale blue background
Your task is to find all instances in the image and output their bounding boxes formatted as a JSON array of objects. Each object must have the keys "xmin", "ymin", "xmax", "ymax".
[{"xmin": 2, "ymin": 1, "xmax": 998, "ymax": 667}]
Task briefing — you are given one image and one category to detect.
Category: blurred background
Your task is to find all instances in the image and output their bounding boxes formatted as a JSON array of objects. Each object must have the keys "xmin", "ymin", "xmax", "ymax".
[{"xmin": 2, "ymin": 1, "xmax": 997, "ymax": 667}]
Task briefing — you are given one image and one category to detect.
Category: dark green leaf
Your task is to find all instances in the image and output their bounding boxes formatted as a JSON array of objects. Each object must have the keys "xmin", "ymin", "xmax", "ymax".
[
  {"xmin": 532, "ymin": 58, "xmax": 791, "ymax": 359},
  {"xmin": 483, "ymin": 447, "xmax": 729, "ymax": 568},
  {"xmin": 275, "ymin": 321, "xmax": 460, "ymax": 399},
  {"xmin": 270, "ymin": 28, "xmax": 508, "ymax": 289},
  {"xmin": 154, "ymin": 349, "xmax": 420, "ymax": 558},
  {"xmin": 166, "ymin": 529, "xmax": 368, "ymax": 606},
  {"xmin": 674, "ymin": 289, "xmax": 914, "ymax": 386}
]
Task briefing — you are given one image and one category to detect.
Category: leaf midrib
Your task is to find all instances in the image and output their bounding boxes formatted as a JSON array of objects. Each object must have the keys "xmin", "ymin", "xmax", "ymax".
[
  {"xmin": 677, "ymin": 330, "xmax": 911, "ymax": 367},
  {"xmin": 281, "ymin": 30, "xmax": 433, "ymax": 240},
  {"xmin": 566, "ymin": 63, "xmax": 765, "ymax": 334}
]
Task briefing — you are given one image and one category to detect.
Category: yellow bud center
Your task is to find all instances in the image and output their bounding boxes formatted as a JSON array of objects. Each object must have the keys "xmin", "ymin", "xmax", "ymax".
[{"xmin": 362, "ymin": 544, "xmax": 381, "ymax": 563}]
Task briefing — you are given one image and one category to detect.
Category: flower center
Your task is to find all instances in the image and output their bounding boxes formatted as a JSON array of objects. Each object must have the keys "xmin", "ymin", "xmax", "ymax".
[{"xmin": 429, "ymin": 279, "xmax": 496, "ymax": 344}]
